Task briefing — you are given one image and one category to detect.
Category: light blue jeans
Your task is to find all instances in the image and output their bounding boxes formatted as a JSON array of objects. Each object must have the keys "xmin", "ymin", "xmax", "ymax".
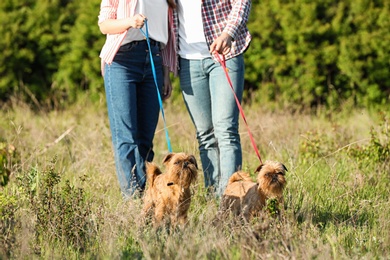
[
  {"xmin": 104, "ymin": 40, "xmax": 163, "ymax": 199},
  {"xmin": 179, "ymin": 54, "xmax": 244, "ymax": 196}
]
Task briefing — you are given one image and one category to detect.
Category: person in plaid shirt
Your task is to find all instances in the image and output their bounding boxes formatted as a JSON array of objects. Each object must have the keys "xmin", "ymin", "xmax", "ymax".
[{"xmin": 173, "ymin": 0, "xmax": 252, "ymax": 197}]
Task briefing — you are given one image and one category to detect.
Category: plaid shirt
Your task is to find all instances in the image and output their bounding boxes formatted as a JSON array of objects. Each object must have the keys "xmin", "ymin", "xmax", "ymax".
[{"xmin": 171, "ymin": 0, "xmax": 252, "ymax": 65}]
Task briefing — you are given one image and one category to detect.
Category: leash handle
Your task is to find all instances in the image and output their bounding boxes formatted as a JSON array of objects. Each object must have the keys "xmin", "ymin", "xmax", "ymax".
[
  {"xmin": 214, "ymin": 52, "xmax": 263, "ymax": 164},
  {"xmin": 140, "ymin": 20, "xmax": 173, "ymax": 153}
]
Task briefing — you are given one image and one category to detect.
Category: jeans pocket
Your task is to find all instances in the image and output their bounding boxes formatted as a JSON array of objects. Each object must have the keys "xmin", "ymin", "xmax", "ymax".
[
  {"xmin": 225, "ymin": 54, "xmax": 244, "ymax": 73},
  {"xmin": 151, "ymin": 44, "xmax": 161, "ymax": 57}
]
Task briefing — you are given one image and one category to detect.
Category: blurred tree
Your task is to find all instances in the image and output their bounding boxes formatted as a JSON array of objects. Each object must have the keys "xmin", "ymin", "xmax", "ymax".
[
  {"xmin": 0, "ymin": 0, "xmax": 77, "ymax": 106},
  {"xmin": 0, "ymin": 0, "xmax": 388, "ymax": 110},
  {"xmin": 54, "ymin": 0, "xmax": 105, "ymax": 105},
  {"xmin": 245, "ymin": 0, "xmax": 390, "ymax": 110}
]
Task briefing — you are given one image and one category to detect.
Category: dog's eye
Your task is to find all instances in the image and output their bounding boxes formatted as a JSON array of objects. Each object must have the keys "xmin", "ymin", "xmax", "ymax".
[
  {"xmin": 278, "ymin": 172, "xmax": 285, "ymax": 175},
  {"xmin": 265, "ymin": 173, "xmax": 270, "ymax": 177},
  {"xmin": 174, "ymin": 161, "xmax": 180, "ymax": 165}
]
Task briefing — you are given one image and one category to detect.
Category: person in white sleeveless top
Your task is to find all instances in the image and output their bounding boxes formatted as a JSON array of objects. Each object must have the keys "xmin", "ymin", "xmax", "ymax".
[
  {"xmin": 173, "ymin": 0, "xmax": 252, "ymax": 197},
  {"xmin": 98, "ymin": 0, "xmax": 176, "ymax": 199}
]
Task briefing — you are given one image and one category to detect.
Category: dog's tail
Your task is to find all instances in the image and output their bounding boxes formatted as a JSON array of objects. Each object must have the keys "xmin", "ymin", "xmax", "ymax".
[
  {"xmin": 228, "ymin": 171, "xmax": 252, "ymax": 185},
  {"xmin": 145, "ymin": 162, "xmax": 162, "ymax": 187}
]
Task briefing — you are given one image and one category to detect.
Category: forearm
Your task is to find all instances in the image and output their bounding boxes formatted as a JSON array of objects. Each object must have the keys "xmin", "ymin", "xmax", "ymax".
[
  {"xmin": 224, "ymin": 0, "xmax": 252, "ymax": 39},
  {"xmin": 99, "ymin": 13, "xmax": 146, "ymax": 35},
  {"xmin": 163, "ymin": 66, "xmax": 172, "ymax": 99},
  {"xmin": 163, "ymin": 66, "xmax": 170, "ymax": 79},
  {"xmin": 99, "ymin": 18, "xmax": 132, "ymax": 35}
]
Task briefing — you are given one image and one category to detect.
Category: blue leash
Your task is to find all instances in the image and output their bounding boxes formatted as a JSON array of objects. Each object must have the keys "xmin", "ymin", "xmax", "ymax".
[{"xmin": 140, "ymin": 19, "xmax": 172, "ymax": 153}]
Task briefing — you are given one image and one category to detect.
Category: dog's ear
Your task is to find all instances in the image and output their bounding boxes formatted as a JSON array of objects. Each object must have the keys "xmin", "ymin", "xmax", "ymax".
[
  {"xmin": 189, "ymin": 155, "xmax": 198, "ymax": 169},
  {"xmin": 255, "ymin": 164, "xmax": 264, "ymax": 173},
  {"xmin": 162, "ymin": 153, "xmax": 175, "ymax": 164}
]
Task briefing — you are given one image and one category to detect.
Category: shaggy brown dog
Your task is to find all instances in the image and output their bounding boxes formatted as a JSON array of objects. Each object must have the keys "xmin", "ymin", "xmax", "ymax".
[
  {"xmin": 220, "ymin": 160, "xmax": 287, "ymax": 221},
  {"xmin": 142, "ymin": 153, "xmax": 198, "ymax": 228}
]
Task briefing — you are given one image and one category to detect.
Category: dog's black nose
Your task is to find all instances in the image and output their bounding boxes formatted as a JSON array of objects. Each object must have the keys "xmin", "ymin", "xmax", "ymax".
[{"xmin": 183, "ymin": 162, "xmax": 188, "ymax": 167}]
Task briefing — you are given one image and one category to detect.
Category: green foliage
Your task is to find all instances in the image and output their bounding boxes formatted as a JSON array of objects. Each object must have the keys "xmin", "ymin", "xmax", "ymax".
[
  {"xmin": 0, "ymin": 193, "xmax": 18, "ymax": 258},
  {"xmin": 292, "ymin": 113, "xmax": 389, "ymax": 242},
  {"xmin": 298, "ymin": 128, "xmax": 343, "ymax": 164},
  {"xmin": 246, "ymin": 0, "xmax": 390, "ymax": 110},
  {"xmin": 348, "ymin": 113, "xmax": 390, "ymax": 165},
  {"xmin": 122, "ymin": 236, "xmax": 144, "ymax": 259},
  {"xmin": 17, "ymin": 158, "xmax": 102, "ymax": 255},
  {"xmin": 266, "ymin": 198, "xmax": 280, "ymax": 217},
  {"xmin": 0, "ymin": 0, "xmax": 77, "ymax": 104},
  {"xmin": 54, "ymin": 0, "xmax": 105, "ymax": 103},
  {"xmin": 0, "ymin": 0, "xmax": 389, "ymax": 109}
]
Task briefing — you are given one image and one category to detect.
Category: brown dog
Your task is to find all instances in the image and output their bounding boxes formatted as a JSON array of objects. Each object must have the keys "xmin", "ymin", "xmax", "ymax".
[
  {"xmin": 142, "ymin": 152, "xmax": 198, "ymax": 228},
  {"xmin": 220, "ymin": 160, "xmax": 287, "ymax": 221}
]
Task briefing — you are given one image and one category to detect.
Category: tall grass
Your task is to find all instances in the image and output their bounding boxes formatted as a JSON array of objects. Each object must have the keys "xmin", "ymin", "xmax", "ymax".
[{"xmin": 0, "ymin": 96, "xmax": 389, "ymax": 259}]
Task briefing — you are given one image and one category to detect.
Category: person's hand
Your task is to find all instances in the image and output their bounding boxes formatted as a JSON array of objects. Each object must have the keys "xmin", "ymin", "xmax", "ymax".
[
  {"xmin": 101, "ymin": 59, "xmax": 105, "ymax": 77},
  {"xmin": 128, "ymin": 14, "xmax": 147, "ymax": 29},
  {"xmin": 163, "ymin": 66, "xmax": 172, "ymax": 100},
  {"xmin": 163, "ymin": 79, "xmax": 172, "ymax": 100},
  {"xmin": 209, "ymin": 32, "xmax": 232, "ymax": 55}
]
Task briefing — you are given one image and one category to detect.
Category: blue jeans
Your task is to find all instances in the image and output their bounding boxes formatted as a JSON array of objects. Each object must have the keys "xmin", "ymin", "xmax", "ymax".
[
  {"xmin": 104, "ymin": 40, "xmax": 163, "ymax": 199},
  {"xmin": 179, "ymin": 54, "xmax": 244, "ymax": 196}
]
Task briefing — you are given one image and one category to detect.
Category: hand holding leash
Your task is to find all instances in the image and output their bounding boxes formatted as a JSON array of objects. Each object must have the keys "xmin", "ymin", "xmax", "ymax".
[
  {"xmin": 210, "ymin": 32, "xmax": 232, "ymax": 55},
  {"xmin": 129, "ymin": 14, "xmax": 147, "ymax": 29}
]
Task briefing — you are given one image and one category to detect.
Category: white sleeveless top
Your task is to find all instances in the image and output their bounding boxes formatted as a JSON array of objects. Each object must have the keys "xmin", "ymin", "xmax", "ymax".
[
  {"xmin": 122, "ymin": 0, "xmax": 168, "ymax": 46},
  {"xmin": 177, "ymin": 0, "xmax": 211, "ymax": 59}
]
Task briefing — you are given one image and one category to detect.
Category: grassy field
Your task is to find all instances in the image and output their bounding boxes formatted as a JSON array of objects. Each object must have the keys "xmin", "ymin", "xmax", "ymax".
[{"xmin": 0, "ymin": 96, "xmax": 389, "ymax": 259}]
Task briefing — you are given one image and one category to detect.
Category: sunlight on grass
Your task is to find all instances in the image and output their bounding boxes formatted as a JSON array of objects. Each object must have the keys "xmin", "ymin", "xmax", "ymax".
[{"xmin": 0, "ymin": 98, "xmax": 389, "ymax": 259}]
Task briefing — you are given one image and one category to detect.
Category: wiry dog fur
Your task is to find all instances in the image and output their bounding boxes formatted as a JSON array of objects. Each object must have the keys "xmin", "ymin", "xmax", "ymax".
[
  {"xmin": 142, "ymin": 152, "xmax": 198, "ymax": 228},
  {"xmin": 220, "ymin": 160, "xmax": 287, "ymax": 221}
]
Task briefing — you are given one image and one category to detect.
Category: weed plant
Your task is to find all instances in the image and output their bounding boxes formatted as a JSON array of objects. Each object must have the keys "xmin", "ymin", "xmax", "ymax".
[
  {"xmin": 0, "ymin": 193, "xmax": 18, "ymax": 258},
  {"xmin": 0, "ymin": 98, "xmax": 389, "ymax": 259},
  {"xmin": 17, "ymin": 158, "xmax": 101, "ymax": 255}
]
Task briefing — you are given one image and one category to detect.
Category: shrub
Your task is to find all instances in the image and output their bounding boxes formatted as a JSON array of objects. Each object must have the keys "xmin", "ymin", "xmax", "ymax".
[
  {"xmin": 348, "ymin": 113, "xmax": 389, "ymax": 165},
  {"xmin": 0, "ymin": 0, "xmax": 389, "ymax": 109},
  {"xmin": 17, "ymin": 158, "xmax": 102, "ymax": 255},
  {"xmin": 246, "ymin": 0, "xmax": 390, "ymax": 110}
]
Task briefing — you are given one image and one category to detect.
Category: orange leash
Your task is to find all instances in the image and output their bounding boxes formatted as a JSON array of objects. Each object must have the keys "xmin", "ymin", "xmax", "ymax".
[{"xmin": 214, "ymin": 53, "xmax": 263, "ymax": 165}]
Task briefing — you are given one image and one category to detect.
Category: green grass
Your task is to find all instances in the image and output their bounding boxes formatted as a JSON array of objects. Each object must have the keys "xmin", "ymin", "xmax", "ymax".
[{"xmin": 0, "ymin": 96, "xmax": 389, "ymax": 259}]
